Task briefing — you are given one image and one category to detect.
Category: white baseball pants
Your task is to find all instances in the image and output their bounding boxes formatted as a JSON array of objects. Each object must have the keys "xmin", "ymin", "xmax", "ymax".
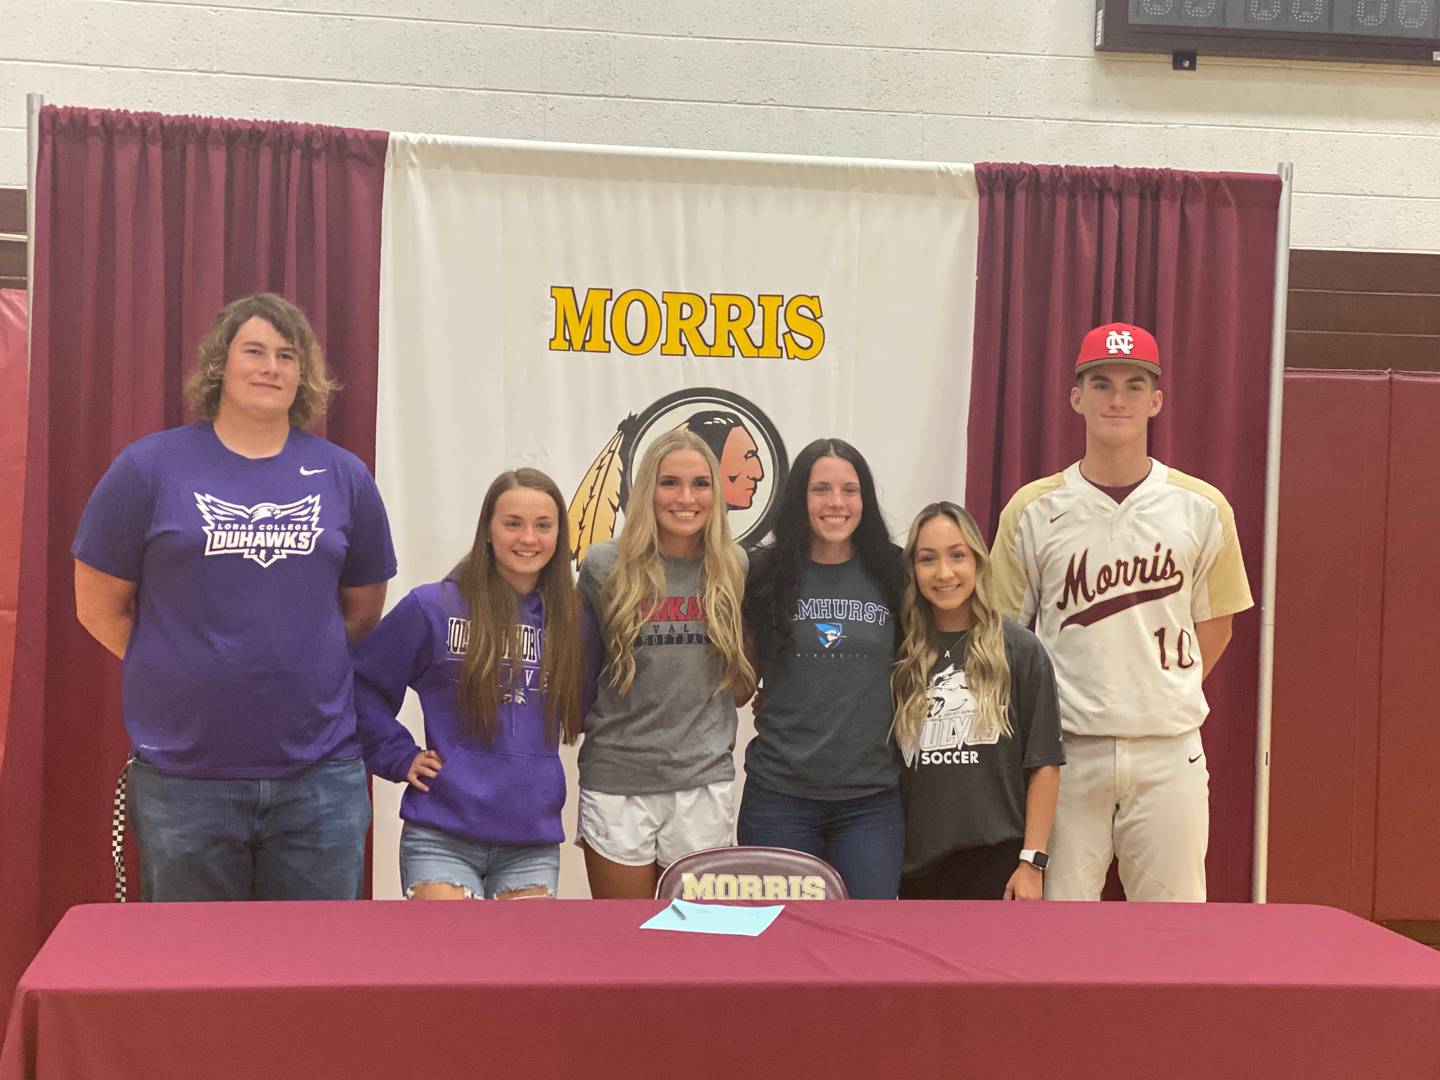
[{"xmin": 1044, "ymin": 730, "xmax": 1209, "ymax": 902}]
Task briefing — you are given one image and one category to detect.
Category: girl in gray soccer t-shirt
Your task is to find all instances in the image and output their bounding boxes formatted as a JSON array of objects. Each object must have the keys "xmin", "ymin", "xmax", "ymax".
[{"xmin": 892, "ymin": 501, "xmax": 1064, "ymax": 901}]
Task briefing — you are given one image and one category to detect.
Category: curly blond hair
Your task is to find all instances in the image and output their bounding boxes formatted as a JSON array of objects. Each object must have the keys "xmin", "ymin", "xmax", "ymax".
[{"xmin": 184, "ymin": 293, "xmax": 339, "ymax": 429}]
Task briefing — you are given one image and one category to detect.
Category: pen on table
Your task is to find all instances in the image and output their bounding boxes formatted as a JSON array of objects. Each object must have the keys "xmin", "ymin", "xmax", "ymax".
[{"xmin": 672, "ymin": 903, "xmax": 687, "ymax": 921}]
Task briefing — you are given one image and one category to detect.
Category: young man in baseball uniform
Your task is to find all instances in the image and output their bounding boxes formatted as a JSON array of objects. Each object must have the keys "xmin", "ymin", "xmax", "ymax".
[{"xmin": 990, "ymin": 322, "xmax": 1252, "ymax": 902}]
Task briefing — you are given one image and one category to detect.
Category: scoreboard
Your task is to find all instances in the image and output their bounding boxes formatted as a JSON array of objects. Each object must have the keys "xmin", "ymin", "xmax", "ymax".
[{"xmin": 1096, "ymin": 0, "xmax": 1440, "ymax": 64}]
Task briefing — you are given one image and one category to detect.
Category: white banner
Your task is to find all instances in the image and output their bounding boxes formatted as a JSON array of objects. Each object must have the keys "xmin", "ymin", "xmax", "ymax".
[{"xmin": 375, "ymin": 134, "xmax": 978, "ymax": 898}]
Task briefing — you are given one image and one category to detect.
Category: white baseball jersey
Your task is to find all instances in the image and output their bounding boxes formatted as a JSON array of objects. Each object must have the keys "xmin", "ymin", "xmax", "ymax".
[{"xmin": 990, "ymin": 460, "xmax": 1252, "ymax": 739}]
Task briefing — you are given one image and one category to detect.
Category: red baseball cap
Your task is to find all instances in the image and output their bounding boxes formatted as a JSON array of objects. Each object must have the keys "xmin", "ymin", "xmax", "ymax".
[{"xmin": 1074, "ymin": 322, "xmax": 1161, "ymax": 378}]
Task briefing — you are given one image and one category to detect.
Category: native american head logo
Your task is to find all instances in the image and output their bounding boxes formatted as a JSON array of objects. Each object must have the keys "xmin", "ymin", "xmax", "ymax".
[
  {"xmin": 567, "ymin": 388, "xmax": 788, "ymax": 565},
  {"xmin": 194, "ymin": 492, "xmax": 324, "ymax": 568}
]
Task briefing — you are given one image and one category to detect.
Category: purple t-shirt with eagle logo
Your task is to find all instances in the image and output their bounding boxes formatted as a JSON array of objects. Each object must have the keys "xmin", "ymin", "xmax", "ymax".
[{"xmin": 72, "ymin": 422, "xmax": 397, "ymax": 778}]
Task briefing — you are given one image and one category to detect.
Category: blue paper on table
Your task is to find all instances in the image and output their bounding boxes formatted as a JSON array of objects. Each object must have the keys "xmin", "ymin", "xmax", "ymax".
[{"xmin": 640, "ymin": 900, "xmax": 785, "ymax": 937}]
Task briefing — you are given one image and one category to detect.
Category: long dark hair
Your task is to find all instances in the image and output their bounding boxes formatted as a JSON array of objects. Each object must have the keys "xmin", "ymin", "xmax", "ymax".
[
  {"xmin": 743, "ymin": 438, "xmax": 903, "ymax": 665},
  {"xmin": 454, "ymin": 468, "xmax": 583, "ymax": 745}
]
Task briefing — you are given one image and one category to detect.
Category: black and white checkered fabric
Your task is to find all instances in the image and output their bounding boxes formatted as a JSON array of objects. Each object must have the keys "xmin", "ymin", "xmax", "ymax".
[{"xmin": 111, "ymin": 759, "xmax": 131, "ymax": 903}]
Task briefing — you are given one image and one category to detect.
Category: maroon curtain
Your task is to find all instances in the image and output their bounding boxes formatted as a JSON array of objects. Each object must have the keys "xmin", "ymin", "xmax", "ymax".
[
  {"xmin": 967, "ymin": 164, "xmax": 1281, "ymax": 902},
  {"xmin": 0, "ymin": 290, "xmax": 26, "ymax": 769},
  {"xmin": 0, "ymin": 107, "xmax": 388, "ymax": 1035}
]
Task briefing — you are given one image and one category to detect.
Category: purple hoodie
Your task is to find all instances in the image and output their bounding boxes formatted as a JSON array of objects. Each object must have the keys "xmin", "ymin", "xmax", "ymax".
[{"xmin": 354, "ymin": 576, "xmax": 596, "ymax": 846}]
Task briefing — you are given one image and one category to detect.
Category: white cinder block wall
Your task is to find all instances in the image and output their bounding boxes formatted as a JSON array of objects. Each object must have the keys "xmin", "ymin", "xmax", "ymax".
[{"xmin": 3, "ymin": 0, "xmax": 1438, "ymax": 251}]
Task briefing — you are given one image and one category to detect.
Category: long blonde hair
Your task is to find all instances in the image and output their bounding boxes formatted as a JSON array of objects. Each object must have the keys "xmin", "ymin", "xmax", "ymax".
[
  {"xmin": 892, "ymin": 502, "xmax": 1012, "ymax": 757},
  {"xmin": 600, "ymin": 430, "xmax": 755, "ymax": 699},
  {"xmin": 455, "ymin": 469, "xmax": 584, "ymax": 745}
]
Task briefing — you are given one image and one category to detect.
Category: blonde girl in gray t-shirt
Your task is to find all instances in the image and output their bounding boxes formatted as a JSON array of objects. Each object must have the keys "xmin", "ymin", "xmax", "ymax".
[{"xmin": 577, "ymin": 430, "xmax": 756, "ymax": 899}]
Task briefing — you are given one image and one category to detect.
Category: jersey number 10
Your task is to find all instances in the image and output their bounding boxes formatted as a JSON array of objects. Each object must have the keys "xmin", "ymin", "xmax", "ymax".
[{"xmin": 1153, "ymin": 626, "xmax": 1197, "ymax": 671}]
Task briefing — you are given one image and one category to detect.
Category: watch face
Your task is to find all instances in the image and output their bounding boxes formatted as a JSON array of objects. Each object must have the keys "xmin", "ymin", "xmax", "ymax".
[{"xmin": 1033, "ymin": 852, "xmax": 1049, "ymax": 869}]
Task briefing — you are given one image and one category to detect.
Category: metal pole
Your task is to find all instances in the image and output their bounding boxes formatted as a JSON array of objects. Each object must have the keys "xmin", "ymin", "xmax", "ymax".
[
  {"xmin": 26, "ymin": 93, "xmax": 43, "ymax": 373},
  {"xmin": 1252, "ymin": 162, "xmax": 1293, "ymax": 903}
]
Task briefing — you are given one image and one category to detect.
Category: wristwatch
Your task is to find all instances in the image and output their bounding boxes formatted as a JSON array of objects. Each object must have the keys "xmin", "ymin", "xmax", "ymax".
[{"xmin": 1018, "ymin": 849, "xmax": 1049, "ymax": 870}]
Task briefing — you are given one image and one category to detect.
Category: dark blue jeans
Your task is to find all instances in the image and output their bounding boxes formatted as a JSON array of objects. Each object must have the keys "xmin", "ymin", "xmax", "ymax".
[
  {"xmin": 737, "ymin": 781, "xmax": 904, "ymax": 899},
  {"xmin": 128, "ymin": 756, "xmax": 371, "ymax": 902}
]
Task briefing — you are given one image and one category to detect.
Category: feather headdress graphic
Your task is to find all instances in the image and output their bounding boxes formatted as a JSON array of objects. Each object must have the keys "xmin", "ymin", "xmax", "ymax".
[
  {"xmin": 194, "ymin": 492, "xmax": 324, "ymax": 568},
  {"xmin": 567, "ymin": 416, "xmax": 637, "ymax": 566}
]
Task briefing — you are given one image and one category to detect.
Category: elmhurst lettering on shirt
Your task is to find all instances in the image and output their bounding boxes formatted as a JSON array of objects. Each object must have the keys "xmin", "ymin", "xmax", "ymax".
[{"xmin": 788, "ymin": 594, "xmax": 890, "ymax": 659}]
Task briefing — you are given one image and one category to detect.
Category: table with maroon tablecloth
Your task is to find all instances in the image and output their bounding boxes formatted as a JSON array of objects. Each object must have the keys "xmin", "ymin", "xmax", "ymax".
[{"xmin": 4, "ymin": 900, "xmax": 1439, "ymax": 1079}]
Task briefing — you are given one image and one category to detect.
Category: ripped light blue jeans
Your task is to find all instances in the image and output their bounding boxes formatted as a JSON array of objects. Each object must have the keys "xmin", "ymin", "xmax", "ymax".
[{"xmin": 398, "ymin": 821, "xmax": 560, "ymax": 899}]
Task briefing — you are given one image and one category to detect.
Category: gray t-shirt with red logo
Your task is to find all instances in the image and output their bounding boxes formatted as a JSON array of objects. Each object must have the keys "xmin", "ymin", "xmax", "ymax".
[{"xmin": 577, "ymin": 539, "xmax": 746, "ymax": 796}]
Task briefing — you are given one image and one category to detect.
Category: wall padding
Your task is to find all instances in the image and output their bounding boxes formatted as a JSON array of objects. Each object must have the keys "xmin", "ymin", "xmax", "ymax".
[
  {"xmin": 1268, "ymin": 370, "xmax": 1389, "ymax": 916},
  {"xmin": 1374, "ymin": 373, "xmax": 1440, "ymax": 921}
]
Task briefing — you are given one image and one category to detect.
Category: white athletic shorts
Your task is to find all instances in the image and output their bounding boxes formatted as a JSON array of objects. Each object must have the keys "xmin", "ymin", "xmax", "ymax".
[
  {"xmin": 577, "ymin": 779, "xmax": 735, "ymax": 868},
  {"xmin": 1044, "ymin": 730, "xmax": 1209, "ymax": 902}
]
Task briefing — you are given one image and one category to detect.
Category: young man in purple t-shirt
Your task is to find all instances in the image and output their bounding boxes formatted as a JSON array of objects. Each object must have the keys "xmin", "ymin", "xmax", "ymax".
[{"xmin": 73, "ymin": 293, "xmax": 396, "ymax": 902}]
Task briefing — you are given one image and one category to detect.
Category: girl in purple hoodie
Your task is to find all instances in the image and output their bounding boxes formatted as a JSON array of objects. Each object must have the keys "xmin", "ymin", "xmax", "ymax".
[{"xmin": 355, "ymin": 469, "xmax": 594, "ymax": 899}]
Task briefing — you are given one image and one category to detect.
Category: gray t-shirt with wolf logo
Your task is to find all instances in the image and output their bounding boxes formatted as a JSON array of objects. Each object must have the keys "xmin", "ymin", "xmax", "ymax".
[{"xmin": 899, "ymin": 619, "xmax": 1065, "ymax": 877}]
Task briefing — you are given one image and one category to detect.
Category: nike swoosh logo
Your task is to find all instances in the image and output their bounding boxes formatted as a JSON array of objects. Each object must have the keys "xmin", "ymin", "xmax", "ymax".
[
  {"xmin": 299, "ymin": 467, "xmax": 327, "ymax": 476},
  {"xmin": 1059, "ymin": 578, "xmax": 1184, "ymax": 630},
  {"xmin": 1049, "ymin": 511, "xmax": 1070, "ymax": 523},
  {"xmin": 1188, "ymin": 754, "xmax": 1203, "ymax": 764}
]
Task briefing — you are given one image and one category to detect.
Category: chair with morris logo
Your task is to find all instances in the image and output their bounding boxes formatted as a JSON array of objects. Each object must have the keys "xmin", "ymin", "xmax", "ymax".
[{"xmin": 654, "ymin": 845, "xmax": 849, "ymax": 901}]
